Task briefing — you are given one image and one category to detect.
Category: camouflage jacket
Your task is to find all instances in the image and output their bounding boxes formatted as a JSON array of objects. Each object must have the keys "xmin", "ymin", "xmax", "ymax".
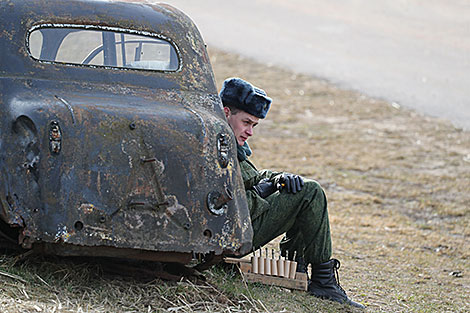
[{"xmin": 237, "ymin": 143, "xmax": 281, "ymax": 220}]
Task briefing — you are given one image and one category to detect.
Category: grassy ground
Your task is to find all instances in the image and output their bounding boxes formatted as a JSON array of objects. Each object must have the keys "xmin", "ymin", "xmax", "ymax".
[{"xmin": 1, "ymin": 49, "xmax": 469, "ymax": 312}]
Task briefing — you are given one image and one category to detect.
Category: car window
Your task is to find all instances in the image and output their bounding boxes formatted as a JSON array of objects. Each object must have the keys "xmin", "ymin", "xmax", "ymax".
[{"xmin": 28, "ymin": 25, "xmax": 179, "ymax": 71}]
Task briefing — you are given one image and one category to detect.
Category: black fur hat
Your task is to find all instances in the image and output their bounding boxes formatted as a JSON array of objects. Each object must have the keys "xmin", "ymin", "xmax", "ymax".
[{"xmin": 219, "ymin": 77, "xmax": 272, "ymax": 119}]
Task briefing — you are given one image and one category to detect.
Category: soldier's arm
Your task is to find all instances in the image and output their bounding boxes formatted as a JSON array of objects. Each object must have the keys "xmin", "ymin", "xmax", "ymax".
[{"xmin": 258, "ymin": 169, "xmax": 283, "ymax": 181}]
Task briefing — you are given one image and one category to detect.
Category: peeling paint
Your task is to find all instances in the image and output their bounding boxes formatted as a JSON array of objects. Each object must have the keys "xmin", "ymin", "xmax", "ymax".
[
  {"xmin": 79, "ymin": 203, "xmax": 96, "ymax": 214},
  {"xmin": 54, "ymin": 225, "xmax": 71, "ymax": 242},
  {"xmin": 120, "ymin": 139, "xmax": 134, "ymax": 169}
]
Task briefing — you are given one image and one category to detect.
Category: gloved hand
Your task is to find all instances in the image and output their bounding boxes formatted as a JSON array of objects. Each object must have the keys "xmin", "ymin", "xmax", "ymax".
[
  {"xmin": 277, "ymin": 173, "xmax": 304, "ymax": 194},
  {"xmin": 253, "ymin": 178, "xmax": 277, "ymax": 199}
]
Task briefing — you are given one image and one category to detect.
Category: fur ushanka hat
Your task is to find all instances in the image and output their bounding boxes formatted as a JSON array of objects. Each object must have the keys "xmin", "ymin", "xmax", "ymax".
[{"xmin": 219, "ymin": 77, "xmax": 272, "ymax": 119}]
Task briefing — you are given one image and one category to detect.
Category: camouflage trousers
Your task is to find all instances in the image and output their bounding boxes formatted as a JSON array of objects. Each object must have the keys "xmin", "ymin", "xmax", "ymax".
[{"xmin": 251, "ymin": 179, "xmax": 332, "ymax": 265}]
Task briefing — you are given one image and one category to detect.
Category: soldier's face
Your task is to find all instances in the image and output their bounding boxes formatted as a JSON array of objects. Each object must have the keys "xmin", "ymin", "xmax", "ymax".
[{"xmin": 224, "ymin": 107, "xmax": 259, "ymax": 146}]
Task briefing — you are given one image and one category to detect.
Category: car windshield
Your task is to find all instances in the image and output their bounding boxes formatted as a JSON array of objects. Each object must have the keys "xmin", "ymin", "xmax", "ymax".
[{"xmin": 28, "ymin": 25, "xmax": 179, "ymax": 71}]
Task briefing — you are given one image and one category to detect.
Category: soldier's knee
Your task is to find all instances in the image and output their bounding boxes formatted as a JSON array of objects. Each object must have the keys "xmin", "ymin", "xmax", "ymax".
[
  {"xmin": 299, "ymin": 179, "xmax": 327, "ymax": 204},
  {"xmin": 303, "ymin": 179, "xmax": 324, "ymax": 194}
]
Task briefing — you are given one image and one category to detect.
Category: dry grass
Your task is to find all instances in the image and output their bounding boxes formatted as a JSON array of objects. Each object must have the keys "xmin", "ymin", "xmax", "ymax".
[
  {"xmin": 1, "ymin": 48, "xmax": 469, "ymax": 312},
  {"xmin": 0, "ymin": 255, "xmax": 351, "ymax": 312}
]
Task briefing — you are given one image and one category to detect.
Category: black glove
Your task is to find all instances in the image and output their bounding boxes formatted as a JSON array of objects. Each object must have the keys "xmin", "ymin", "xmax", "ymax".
[
  {"xmin": 277, "ymin": 173, "xmax": 304, "ymax": 194},
  {"xmin": 253, "ymin": 179, "xmax": 277, "ymax": 199}
]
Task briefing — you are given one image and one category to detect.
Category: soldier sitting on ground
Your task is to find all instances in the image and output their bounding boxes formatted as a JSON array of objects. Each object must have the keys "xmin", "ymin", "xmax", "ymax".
[{"xmin": 219, "ymin": 77, "xmax": 364, "ymax": 309}]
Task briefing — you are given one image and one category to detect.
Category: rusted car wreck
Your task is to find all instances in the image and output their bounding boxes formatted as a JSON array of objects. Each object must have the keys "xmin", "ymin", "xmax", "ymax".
[{"xmin": 0, "ymin": 0, "xmax": 252, "ymax": 266}]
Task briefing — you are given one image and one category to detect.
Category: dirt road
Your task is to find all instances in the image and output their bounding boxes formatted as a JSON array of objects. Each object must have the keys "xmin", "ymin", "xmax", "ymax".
[{"xmin": 166, "ymin": 0, "xmax": 470, "ymax": 130}]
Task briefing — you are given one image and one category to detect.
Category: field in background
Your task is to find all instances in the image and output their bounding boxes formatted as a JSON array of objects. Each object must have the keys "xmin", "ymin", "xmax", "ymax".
[{"xmin": 1, "ymin": 49, "xmax": 469, "ymax": 312}]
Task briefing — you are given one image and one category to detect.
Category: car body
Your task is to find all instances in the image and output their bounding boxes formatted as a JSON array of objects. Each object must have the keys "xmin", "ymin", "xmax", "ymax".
[{"xmin": 0, "ymin": 0, "xmax": 252, "ymax": 264}]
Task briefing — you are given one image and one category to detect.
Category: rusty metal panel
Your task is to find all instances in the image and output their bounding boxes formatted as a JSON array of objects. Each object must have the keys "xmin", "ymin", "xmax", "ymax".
[{"xmin": 0, "ymin": 0, "xmax": 253, "ymax": 263}]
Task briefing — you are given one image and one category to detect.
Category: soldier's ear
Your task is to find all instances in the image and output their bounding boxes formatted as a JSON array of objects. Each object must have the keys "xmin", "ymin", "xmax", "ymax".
[{"xmin": 223, "ymin": 106, "xmax": 231, "ymax": 119}]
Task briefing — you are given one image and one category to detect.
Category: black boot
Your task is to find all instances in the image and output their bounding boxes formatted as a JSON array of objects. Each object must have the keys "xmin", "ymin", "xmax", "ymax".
[{"xmin": 308, "ymin": 259, "xmax": 365, "ymax": 309}]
